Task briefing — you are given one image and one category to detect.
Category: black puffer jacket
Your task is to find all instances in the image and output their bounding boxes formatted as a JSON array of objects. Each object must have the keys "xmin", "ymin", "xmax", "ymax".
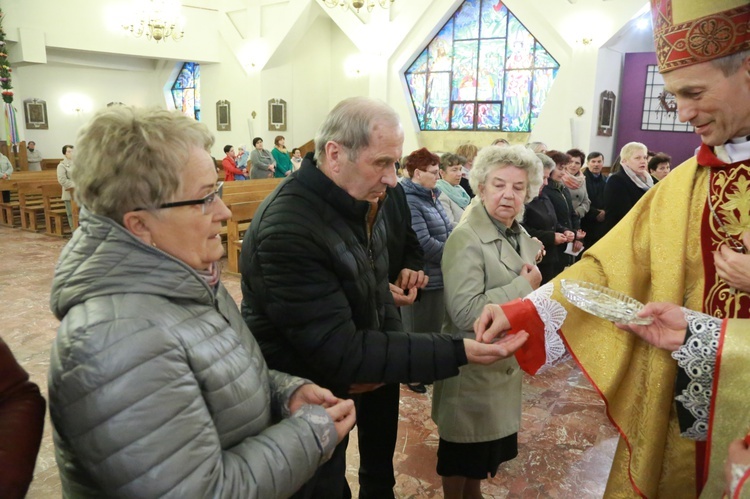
[{"xmin": 241, "ymin": 163, "xmax": 467, "ymax": 397}]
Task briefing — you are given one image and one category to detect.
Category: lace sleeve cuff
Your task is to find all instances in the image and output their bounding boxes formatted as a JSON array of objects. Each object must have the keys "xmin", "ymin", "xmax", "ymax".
[
  {"xmin": 499, "ymin": 283, "xmax": 567, "ymax": 375},
  {"xmin": 671, "ymin": 309, "xmax": 721, "ymax": 441}
]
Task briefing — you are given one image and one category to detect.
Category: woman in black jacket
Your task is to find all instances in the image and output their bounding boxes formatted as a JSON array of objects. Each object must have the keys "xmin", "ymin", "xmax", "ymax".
[
  {"xmin": 522, "ymin": 154, "xmax": 568, "ymax": 282},
  {"xmin": 542, "ymin": 150, "xmax": 580, "ymax": 269},
  {"xmin": 604, "ymin": 142, "xmax": 652, "ymax": 231}
]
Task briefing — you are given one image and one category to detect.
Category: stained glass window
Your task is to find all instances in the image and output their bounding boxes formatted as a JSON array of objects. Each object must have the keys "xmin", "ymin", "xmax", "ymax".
[
  {"xmin": 172, "ymin": 62, "xmax": 201, "ymax": 121},
  {"xmin": 405, "ymin": 0, "xmax": 559, "ymax": 132}
]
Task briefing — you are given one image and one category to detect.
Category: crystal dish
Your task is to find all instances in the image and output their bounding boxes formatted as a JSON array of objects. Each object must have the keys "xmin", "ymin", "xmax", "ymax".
[{"xmin": 560, "ymin": 279, "xmax": 653, "ymax": 326}]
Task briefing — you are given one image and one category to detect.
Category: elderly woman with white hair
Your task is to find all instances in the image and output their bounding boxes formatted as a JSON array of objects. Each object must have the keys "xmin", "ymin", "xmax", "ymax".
[
  {"xmin": 433, "ymin": 145, "xmax": 542, "ymax": 498},
  {"xmin": 47, "ymin": 106, "xmax": 355, "ymax": 498},
  {"xmin": 604, "ymin": 141, "xmax": 651, "ymax": 231}
]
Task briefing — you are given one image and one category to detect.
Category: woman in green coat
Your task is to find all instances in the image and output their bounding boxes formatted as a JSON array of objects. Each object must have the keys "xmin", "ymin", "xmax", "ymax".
[{"xmin": 271, "ymin": 135, "xmax": 293, "ymax": 178}]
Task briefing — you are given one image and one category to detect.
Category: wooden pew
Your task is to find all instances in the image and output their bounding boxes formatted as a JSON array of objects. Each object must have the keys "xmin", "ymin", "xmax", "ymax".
[
  {"xmin": 221, "ymin": 178, "xmax": 282, "ymax": 195},
  {"xmin": 40, "ymin": 183, "xmax": 70, "ymax": 237},
  {"xmin": 0, "ymin": 188, "xmax": 21, "ymax": 227},
  {"xmin": 18, "ymin": 183, "xmax": 49, "ymax": 232},
  {"xmin": 221, "ymin": 190, "xmax": 272, "ymax": 206},
  {"xmin": 70, "ymin": 192, "xmax": 80, "ymax": 230},
  {"xmin": 0, "ymin": 170, "xmax": 59, "ymax": 191},
  {"xmin": 0, "ymin": 172, "xmax": 63, "ymax": 227},
  {"xmin": 225, "ymin": 200, "xmax": 263, "ymax": 274}
]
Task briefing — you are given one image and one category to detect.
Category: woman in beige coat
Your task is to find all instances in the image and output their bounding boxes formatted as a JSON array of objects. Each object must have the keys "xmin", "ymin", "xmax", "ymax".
[{"xmin": 434, "ymin": 145, "xmax": 543, "ymax": 498}]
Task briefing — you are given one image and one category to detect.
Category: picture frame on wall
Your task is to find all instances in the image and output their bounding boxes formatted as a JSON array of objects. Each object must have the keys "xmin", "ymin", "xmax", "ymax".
[
  {"xmin": 24, "ymin": 98, "xmax": 48, "ymax": 130},
  {"xmin": 216, "ymin": 100, "xmax": 231, "ymax": 131},
  {"xmin": 597, "ymin": 91, "xmax": 615, "ymax": 137},
  {"xmin": 268, "ymin": 98, "xmax": 286, "ymax": 131}
]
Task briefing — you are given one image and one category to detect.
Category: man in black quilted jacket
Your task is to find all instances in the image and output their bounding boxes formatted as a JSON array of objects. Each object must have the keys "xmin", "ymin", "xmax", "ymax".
[{"xmin": 240, "ymin": 96, "xmax": 529, "ymax": 499}]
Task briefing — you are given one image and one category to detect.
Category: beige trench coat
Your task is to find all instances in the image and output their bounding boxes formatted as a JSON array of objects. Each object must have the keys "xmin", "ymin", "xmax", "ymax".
[{"xmin": 432, "ymin": 203, "xmax": 540, "ymax": 443}]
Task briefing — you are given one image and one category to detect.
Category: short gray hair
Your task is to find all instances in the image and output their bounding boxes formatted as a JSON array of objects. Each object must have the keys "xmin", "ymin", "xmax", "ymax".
[
  {"xmin": 526, "ymin": 141, "xmax": 547, "ymax": 154},
  {"xmin": 469, "ymin": 145, "xmax": 543, "ymax": 206},
  {"xmin": 620, "ymin": 141, "xmax": 647, "ymax": 163},
  {"xmin": 73, "ymin": 106, "xmax": 214, "ymax": 224},
  {"xmin": 710, "ymin": 49, "xmax": 750, "ymax": 76},
  {"xmin": 314, "ymin": 97, "xmax": 401, "ymax": 165},
  {"xmin": 536, "ymin": 152, "xmax": 555, "ymax": 171}
]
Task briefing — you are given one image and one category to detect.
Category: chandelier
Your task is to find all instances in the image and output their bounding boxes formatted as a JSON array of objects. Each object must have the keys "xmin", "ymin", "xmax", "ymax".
[
  {"xmin": 123, "ymin": 0, "xmax": 184, "ymax": 43},
  {"xmin": 322, "ymin": 0, "xmax": 395, "ymax": 13}
]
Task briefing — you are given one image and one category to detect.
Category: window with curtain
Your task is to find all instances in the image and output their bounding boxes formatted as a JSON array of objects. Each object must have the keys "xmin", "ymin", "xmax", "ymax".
[
  {"xmin": 171, "ymin": 62, "xmax": 201, "ymax": 120},
  {"xmin": 405, "ymin": 0, "xmax": 559, "ymax": 132}
]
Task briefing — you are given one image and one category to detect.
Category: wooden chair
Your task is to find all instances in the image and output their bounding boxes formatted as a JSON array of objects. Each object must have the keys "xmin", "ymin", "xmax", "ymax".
[
  {"xmin": 40, "ymin": 183, "xmax": 69, "ymax": 237},
  {"xmin": 226, "ymin": 200, "xmax": 262, "ymax": 274}
]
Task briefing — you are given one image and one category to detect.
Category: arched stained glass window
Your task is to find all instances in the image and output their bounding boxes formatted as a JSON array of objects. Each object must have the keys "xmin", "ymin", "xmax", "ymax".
[
  {"xmin": 405, "ymin": 0, "xmax": 559, "ymax": 132},
  {"xmin": 172, "ymin": 62, "xmax": 201, "ymax": 120}
]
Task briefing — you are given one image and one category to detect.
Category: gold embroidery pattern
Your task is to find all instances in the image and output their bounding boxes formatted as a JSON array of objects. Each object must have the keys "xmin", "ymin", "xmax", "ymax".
[
  {"xmin": 651, "ymin": 1, "xmax": 750, "ymax": 73},
  {"xmin": 705, "ymin": 164, "xmax": 750, "ymax": 318}
]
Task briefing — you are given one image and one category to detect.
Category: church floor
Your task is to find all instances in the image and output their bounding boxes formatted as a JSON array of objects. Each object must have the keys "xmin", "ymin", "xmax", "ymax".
[{"xmin": 1, "ymin": 225, "xmax": 617, "ymax": 498}]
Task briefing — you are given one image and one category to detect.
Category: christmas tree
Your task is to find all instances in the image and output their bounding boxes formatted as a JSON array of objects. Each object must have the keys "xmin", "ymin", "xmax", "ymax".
[{"xmin": 0, "ymin": 9, "xmax": 13, "ymax": 104}]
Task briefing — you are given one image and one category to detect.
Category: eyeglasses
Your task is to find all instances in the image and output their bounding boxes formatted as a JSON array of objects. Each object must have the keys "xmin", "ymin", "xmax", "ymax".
[
  {"xmin": 136, "ymin": 182, "xmax": 224, "ymax": 215},
  {"xmin": 422, "ymin": 169, "xmax": 440, "ymax": 177}
]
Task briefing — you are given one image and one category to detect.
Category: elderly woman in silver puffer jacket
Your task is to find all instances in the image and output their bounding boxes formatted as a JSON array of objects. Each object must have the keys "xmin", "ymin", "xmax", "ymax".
[{"xmin": 48, "ymin": 106, "xmax": 355, "ymax": 499}]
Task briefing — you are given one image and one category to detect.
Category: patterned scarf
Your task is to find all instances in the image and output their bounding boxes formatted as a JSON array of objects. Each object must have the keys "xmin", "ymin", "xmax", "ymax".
[
  {"xmin": 561, "ymin": 171, "xmax": 585, "ymax": 190},
  {"xmin": 436, "ymin": 179, "xmax": 471, "ymax": 209},
  {"xmin": 196, "ymin": 262, "xmax": 221, "ymax": 292},
  {"xmin": 622, "ymin": 164, "xmax": 653, "ymax": 191}
]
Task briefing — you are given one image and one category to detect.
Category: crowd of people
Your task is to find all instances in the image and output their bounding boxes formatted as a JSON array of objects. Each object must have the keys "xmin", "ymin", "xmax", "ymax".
[
  {"xmin": 2, "ymin": 0, "xmax": 749, "ymax": 498},
  {"xmin": 219, "ymin": 135, "xmax": 304, "ymax": 182}
]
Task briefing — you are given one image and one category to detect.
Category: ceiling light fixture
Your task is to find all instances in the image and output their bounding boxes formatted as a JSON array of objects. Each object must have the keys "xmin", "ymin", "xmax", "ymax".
[
  {"xmin": 123, "ymin": 0, "xmax": 185, "ymax": 43},
  {"xmin": 322, "ymin": 0, "xmax": 395, "ymax": 14}
]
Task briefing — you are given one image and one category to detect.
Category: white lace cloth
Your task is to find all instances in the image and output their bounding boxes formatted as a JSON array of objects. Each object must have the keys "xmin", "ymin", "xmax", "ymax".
[
  {"xmin": 672, "ymin": 309, "xmax": 721, "ymax": 441},
  {"xmin": 525, "ymin": 283, "xmax": 568, "ymax": 369}
]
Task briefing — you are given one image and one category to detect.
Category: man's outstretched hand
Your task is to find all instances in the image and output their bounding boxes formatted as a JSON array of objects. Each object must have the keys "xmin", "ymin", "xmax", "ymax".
[{"xmin": 615, "ymin": 302, "xmax": 687, "ymax": 352}]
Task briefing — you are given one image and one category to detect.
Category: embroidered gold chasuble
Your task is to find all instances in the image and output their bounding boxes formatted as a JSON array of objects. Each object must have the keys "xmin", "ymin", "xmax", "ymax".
[{"xmin": 551, "ymin": 146, "xmax": 750, "ymax": 498}]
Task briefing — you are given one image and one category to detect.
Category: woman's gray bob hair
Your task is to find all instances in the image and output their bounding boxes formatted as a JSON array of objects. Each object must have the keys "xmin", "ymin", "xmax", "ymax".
[
  {"xmin": 469, "ymin": 145, "xmax": 543, "ymax": 204},
  {"xmin": 72, "ymin": 106, "xmax": 214, "ymax": 224}
]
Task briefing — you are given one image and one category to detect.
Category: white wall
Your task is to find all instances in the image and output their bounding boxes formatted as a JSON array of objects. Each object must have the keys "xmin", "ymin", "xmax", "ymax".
[
  {"xmin": 588, "ymin": 47, "xmax": 624, "ymax": 163},
  {"xmin": 12, "ymin": 63, "xmax": 163, "ymax": 159}
]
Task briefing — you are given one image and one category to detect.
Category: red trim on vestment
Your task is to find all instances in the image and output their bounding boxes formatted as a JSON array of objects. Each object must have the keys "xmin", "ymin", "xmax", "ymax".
[
  {"xmin": 695, "ymin": 440, "xmax": 707, "ymax": 496},
  {"xmin": 735, "ymin": 468, "xmax": 750, "ymax": 499},
  {"xmin": 704, "ymin": 319, "xmax": 729, "ymax": 490},
  {"xmin": 696, "ymin": 143, "xmax": 728, "ymax": 168},
  {"xmin": 499, "ymin": 298, "xmax": 546, "ymax": 375},
  {"xmin": 558, "ymin": 329, "xmax": 648, "ymax": 498}
]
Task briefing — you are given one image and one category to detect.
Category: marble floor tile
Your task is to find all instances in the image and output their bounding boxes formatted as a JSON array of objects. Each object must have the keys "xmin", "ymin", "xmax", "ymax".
[{"xmin": 1, "ymin": 225, "xmax": 617, "ymax": 498}]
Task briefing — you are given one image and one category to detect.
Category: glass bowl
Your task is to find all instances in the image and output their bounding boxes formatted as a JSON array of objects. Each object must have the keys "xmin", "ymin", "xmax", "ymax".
[{"xmin": 560, "ymin": 279, "xmax": 653, "ymax": 326}]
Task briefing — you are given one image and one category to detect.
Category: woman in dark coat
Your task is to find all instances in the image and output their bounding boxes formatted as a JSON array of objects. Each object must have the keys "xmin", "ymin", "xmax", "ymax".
[
  {"xmin": 541, "ymin": 150, "xmax": 580, "ymax": 269},
  {"xmin": 604, "ymin": 142, "xmax": 652, "ymax": 231},
  {"xmin": 522, "ymin": 154, "xmax": 568, "ymax": 282}
]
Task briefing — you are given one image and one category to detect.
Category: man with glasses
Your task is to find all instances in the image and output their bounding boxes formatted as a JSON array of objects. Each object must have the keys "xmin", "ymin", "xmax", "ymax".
[{"xmin": 240, "ymin": 97, "xmax": 529, "ymax": 498}]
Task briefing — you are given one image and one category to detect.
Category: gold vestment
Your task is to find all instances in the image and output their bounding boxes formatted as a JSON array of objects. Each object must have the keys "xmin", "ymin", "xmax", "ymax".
[{"xmin": 553, "ymin": 152, "xmax": 750, "ymax": 497}]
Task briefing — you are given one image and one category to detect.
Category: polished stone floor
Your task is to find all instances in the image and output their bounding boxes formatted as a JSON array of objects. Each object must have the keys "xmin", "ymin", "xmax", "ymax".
[{"xmin": 1, "ymin": 225, "xmax": 617, "ymax": 498}]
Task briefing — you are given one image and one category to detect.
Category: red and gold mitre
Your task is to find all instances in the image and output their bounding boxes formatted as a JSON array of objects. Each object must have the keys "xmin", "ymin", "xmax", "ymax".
[{"xmin": 650, "ymin": 0, "xmax": 750, "ymax": 73}]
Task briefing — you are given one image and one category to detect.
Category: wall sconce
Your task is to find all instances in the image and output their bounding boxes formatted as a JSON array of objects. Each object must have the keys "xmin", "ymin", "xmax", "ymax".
[
  {"xmin": 344, "ymin": 53, "xmax": 370, "ymax": 78},
  {"xmin": 60, "ymin": 94, "xmax": 93, "ymax": 115}
]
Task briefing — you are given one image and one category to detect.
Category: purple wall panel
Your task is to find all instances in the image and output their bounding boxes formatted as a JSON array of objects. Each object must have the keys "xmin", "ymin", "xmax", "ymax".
[{"xmin": 616, "ymin": 52, "xmax": 700, "ymax": 166}]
